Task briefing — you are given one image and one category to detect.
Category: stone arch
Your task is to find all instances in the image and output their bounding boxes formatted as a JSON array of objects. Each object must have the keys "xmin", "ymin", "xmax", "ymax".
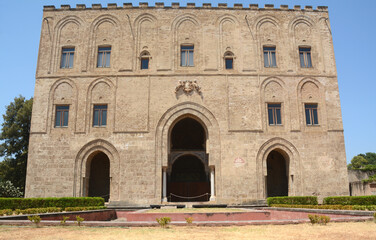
[
  {"xmin": 218, "ymin": 15, "xmax": 240, "ymax": 69},
  {"xmin": 256, "ymin": 137, "xmax": 303, "ymax": 198},
  {"xmin": 255, "ymin": 15, "xmax": 280, "ymax": 38},
  {"xmin": 73, "ymin": 139, "xmax": 120, "ymax": 201},
  {"xmin": 86, "ymin": 78, "xmax": 116, "ymax": 131},
  {"xmin": 155, "ymin": 102, "xmax": 221, "ymax": 198},
  {"xmin": 134, "ymin": 14, "xmax": 157, "ymax": 70},
  {"xmin": 297, "ymin": 78, "xmax": 324, "ymax": 103},
  {"xmin": 48, "ymin": 79, "xmax": 78, "ymax": 131}
]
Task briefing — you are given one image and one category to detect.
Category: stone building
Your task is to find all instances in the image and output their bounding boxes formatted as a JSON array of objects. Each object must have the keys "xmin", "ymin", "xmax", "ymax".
[{"xmin": 25, "ymin": 2, "xmax": 349, "ymax": 206}]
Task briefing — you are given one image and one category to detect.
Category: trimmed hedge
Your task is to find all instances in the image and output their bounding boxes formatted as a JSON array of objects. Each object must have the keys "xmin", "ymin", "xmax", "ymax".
[
  {"xmin": 267, "ymin": 196, "xmax": 318, "ymax": 206},
  {"xmin": 323, "ymin": 196, "xmax": 376, "ymax": 206},
  {"xmin": 0, "ymin": 197, "xmax": 104, "ymax": 210},
  {"xmin": 65, "ymin": 206, "xmax": 106, "ymax": 211},
  {"xmin": 270, "ymin": 204, "xmax": 376, "ymax": 211}
]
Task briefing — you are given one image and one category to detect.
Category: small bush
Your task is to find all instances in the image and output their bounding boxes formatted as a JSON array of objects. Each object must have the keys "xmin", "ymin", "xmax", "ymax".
[
  {"xmin": 185, "ymin": 217, "xmax": 193, "ymax": 224},
  {"xmin": 76, "ymin": 215, "xmax": 84, "ymax": 226},
  {"xmin": 267, "ymin": 196, "xmax": 318, "ymax": 206},
  {"xmin": 323, "ymin": 196, "xmax": 376, "ymax": 206},
  {"xmin": 28, "ymin": 215, "xmax": 41, "ymax": 227},
  {"xmin": 64, "ymin": 206, "xmax": 106, "ymax": 212},
  {"xmin": 374, "ymin": 212, "xmax": 376, "ymax": 223},
  {"xmin": 60, "ymin": 216, "xmax": 70, "ymax": 226},
  {"xmin": 0, "ymin": 209, "xmax": 13, "ymax": 216},
  {"xmin": 156, "ymin": 217, "xmax": 171, "ymax": 228},
  {"xmin": 270, "ymin": 204, "xmax": 354, "ymax": 210},
  {"xmin": 308, "ymin": 214, "xmax": 330, "ymax": 225}
]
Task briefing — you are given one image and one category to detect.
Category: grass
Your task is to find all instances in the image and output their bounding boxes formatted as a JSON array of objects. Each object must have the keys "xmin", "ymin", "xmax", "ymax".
[
  {"xmin": 145, "ymin": 208, "xmax": 246, "ymax": 213},
  {"xmin": 0, "ymin": 222, "xmax": 375, "ymax": 240}
]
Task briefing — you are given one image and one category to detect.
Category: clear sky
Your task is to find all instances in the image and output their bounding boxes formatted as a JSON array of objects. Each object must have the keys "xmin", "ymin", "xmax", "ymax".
[{"xmin": 0, "ymin": 0, "xmax": 375, "ymax": 163}]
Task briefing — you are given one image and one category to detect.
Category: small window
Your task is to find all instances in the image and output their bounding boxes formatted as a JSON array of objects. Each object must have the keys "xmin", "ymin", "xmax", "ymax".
[
  {"xmin": 224, "ymin": 52, "xmax": 234, "ymax": 69},
  {"xmin": 97, "ymin": 47, "xmax": 111, "ymax": 68},
  {"xmin": 60, "ymin": 47, "xmax": 74, "ymax": 69},
  {"xmin": 305, "ymin": 104, "xmax": 318, "ymax": 125},
  {"xmin": 299, "ymin": 47, "xmax": 312, "ymax": 68},
  {"xmin": 140, "ymin": 51, "xmax": 151, "ymax": 70},
  {"xmin": 268, "ymin": 104, "xmax": 282, "ymax": 125},
  {"xmin": 263, "ymin": 46, "xmax": 277, "ymax": 68},
  {"xmin": 181, "ymin": 45, "xmax": 194, "ymax": 67},
  {"xmin": 93, "ymin": 105, "xmax": 107, "ymax": 127},
  {"xmin": 55, "ymin": 105, "xmax": 69, "ymax": 127}
]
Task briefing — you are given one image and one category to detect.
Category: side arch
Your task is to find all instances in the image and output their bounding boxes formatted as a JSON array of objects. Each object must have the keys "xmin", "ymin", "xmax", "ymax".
[
  {"xmin": 256, "ymin": 137, "xmax": 303, "ymax": 198},
  {"xmin": 73, "ymin": 139, "xmax": 120, "ymax": 201}
]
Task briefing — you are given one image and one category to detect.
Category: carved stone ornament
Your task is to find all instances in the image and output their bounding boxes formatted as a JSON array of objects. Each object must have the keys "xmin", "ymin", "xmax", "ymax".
[{"xmin": 175, "ymin": 80, "xmax": 202, "ymax": 94}]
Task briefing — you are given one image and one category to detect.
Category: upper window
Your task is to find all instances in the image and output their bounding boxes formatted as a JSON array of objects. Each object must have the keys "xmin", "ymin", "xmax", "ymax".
[
  {"xmin": 305, "ymin": 104, "xmax": 318, "ymax": 125},
  {"xmin": 224, "ymin": 52, "xmax": 234, "ymax": 70},
  {"xmin": 140, "ymin": 51, "xmax": 151, "ymax": 70},
  {"xmin": 60, "ymin": 47, "xmax": 74, "ymax": 69},
  {"xmin": 299, "ymin": 47, "xmax": 312, "ymax": 68},
  {"xmin": 97, "ymin": 46, "xmax": 111, "ymax": 68},
  {"xmin": 55, "ymin": 105, "xmax": 69, "ymax": 127},
  {"xmin": 268, "ymin": 103, "xmax": 282, "ymax": 125},
  {"xmin": 93, "ymin": 105, "xmax": 107, "ymax": 127},
  {"xmin": 263, "ymin": 46, "xmax": 277, "ymax": 68},
  {"xmin": 181, "ymin": 45, "xmax": 194, "ymax": 67}
]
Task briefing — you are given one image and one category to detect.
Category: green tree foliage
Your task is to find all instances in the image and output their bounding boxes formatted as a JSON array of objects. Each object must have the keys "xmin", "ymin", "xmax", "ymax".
[
  {"xmin": 0, "ymin": 96, "xmax": 33, "ymax": 194},
  {"xmin": 0, "ymin": 180, "xmax": 23, "ymax": 197},
  {"xmin": 348, "ymin": 152, "xmax": 376, "ymax": 170}
]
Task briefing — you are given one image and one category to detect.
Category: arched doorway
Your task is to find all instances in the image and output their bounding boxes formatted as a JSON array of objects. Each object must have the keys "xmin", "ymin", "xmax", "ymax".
[
  {"xmin": 167, "ymin": 117, "xmax": 210, "ymax": 202},
  {"xmin": 266, "ymin": 150, "xmax": 288, "ymax": 197},
  {"xmin": 86, "ymin": 152, "xmax": 110, "ymax": 202}
]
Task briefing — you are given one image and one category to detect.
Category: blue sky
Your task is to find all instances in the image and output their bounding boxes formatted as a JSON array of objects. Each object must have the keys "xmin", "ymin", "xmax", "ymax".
[{"xmin": 0, "ymin": 0, "xmax": 375, "ymax": 163}]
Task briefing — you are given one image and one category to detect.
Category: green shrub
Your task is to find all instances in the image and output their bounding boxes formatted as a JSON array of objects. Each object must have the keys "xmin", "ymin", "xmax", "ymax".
[
  {"xmin": 185, "ymin": 217, "xmax": 193, "ymax": 224},
  {"xmin": 374, "ymin": 212, "xmax": 376, "ymax": 223},
  {"xmin": 267, "ymin": 196, "xmax": 318, "ymax": 206},
  {"xmin": 0, "ymin": 209, "xmax": 13, "ymax": 216},
  {"xmin": 64, "ymin": 206, "xmax": 106, "ymax": 212},
  {"xmin": 270, "ymin": 204, "xmax": 354, "ymax": 210},
  {"xmin": 28, "ymin": 215, "xmax": 41, "ymax": 227},
  {"xmin": 0, "ymin": 197, "xmax": 104, "ymax": 210},
  {"xmin": 324, "ymin": 196, "xmax": 376, "ymax": 206},
  {"xmin": 308, "ymin": 214, "xmax": 330, "ymax": 225},
  {"xmin": 60, "ymin": 216, "xmax": 70, "ymax": 226},
  {"xmin": 156, "ymin": 217, "xmax": 171, "ymax": 228},
  {"xmin": 0, "ymin": 181, "xmax": 23, "ymax": 198},
  {"xmin": 76, "ymin": 215, "xmax": 84, "ymax": 226}
]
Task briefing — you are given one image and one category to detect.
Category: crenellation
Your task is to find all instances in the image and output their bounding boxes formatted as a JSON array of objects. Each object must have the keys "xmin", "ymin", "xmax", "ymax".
[
  {"xmin": 265, "ymin": 4, "xmax": 274, "ymax": 10},
  {"xmin": 218, "ymin": 3, "xmax": 227, "ymax": 8},
  {"xmin": 60, "ymin": 5, "xmax": 70, "ymax": 10},
  {"xmin": 249, "ymin": 4, "xmax": 258, "ymax": 10},
  {"xmin": 280, "ymin": 5, "xmax": 288, "ymax": 10},
  {"xmin": 139, "ymin": 2, "xmax": 148, "ymax": 8},
  {"xmin": 155, "ymin": 2, "xmax": 164, "ymax": 8},
  {"xmin": 123, "ymin": 3, "xmax": 133, "ymax": 8},
  {"xmin": 234, "ymin": 4, "xmax": 243, "ymax": 9},
  {"xmin": 203, "ymin": 3, "xmax": 211, "ymax": 8},
  {"xmin": 305, "ymin": 6, "xmax": 313, "ymax": 11},
  {"xmin": 294, "ymin": 5, "xmax": 301, "ymax": 10},
  {"xmin": 43, "ymin": 5, "xmax": 55, "ymax": 11},
  {"xmin": 317, "ymin": 6, "xmax": 329, "ymax": 11},
  {"xmin": 187, "ymin": 3, "xmax": 195, "ymax": 8},
  {"xmin": 171, "ymin": 2, "xmax": 179, "ymax": 8},
  {"xmin": 92, "ymin": 4, "xmax": 102, "ymax": 9},
  {"xmin": 107, "ymin": 3, "xmax": 117, "ymax": 9},
  {"xmin": 76, "ymin": 4, "xmax": 86, "ymax": 10}
]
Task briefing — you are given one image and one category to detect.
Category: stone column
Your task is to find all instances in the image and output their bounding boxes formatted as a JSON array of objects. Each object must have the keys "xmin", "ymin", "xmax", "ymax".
[
  {"xmin": 162, "ymin": 168, "xmax": 167, "ymax": 202},
  {"xmin": 209, "ymin": 167, "xmax": 216, "ymax": 201}
]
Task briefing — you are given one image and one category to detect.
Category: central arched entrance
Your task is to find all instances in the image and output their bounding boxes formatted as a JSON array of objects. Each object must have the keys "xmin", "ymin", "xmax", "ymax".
[
  {"xmin": 86, "ymin": 152, "xmax": 110, "ymax": 202},
  {"xmin": 266, "ymin": 150, "xmax": 288, "ymax": 197},
  {"xmin": 167, "ymin": 117, "xmax": 210, "ymax": 202}
]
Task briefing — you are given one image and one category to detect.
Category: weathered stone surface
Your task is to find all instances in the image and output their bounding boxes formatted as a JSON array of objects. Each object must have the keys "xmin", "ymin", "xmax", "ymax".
[{"xmin": 26, "ymin": 4, "xmax": 349, "ymax": 205}]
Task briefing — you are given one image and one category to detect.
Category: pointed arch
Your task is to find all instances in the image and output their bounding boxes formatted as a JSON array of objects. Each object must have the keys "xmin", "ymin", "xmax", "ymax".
[{"xmin": 73, "ymin": 139, "xmax": 120, "ymax": 201}]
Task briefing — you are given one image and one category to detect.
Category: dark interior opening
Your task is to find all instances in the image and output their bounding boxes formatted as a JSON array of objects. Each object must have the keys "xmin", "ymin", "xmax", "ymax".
[
  {"xmin": 267, "ymin": 150, "xmax": 288, "ymax": 197},
  {"xmin": 168, "ymin": 155, "xmax": 210, "ymax": 202},
  {"xmin": 88, "ymin": 152, "xmax": 110, "ymax": 202},
  {"xmin": 170, "ymin": 117, "xmax": 205, "ymax": 151}
]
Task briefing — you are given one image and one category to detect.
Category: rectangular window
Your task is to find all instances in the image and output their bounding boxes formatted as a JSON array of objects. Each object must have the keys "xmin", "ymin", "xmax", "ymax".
[
  {"xmin": 55, "ymin": 105, "xmax": 69, "ymax": 127},
  {"xmin": 225, "ymin": 58, "xmax": 233, "ymax": 69},
  {"xmin": 268, "ymin": 104, "xmax": 282, "ymax": 125},
  {"xmin": 141, "ymin": 58, "xmax": 149, "ymax": 69},
  {"xmin": 181, "ymin": 45, "xmax": 194, "ymax": 67},
  {"xmin": 299, "ymin": 47, "xmax": 312, "ymax": 68},
  {"xmin": 305, "ymin": 104, "xmax": 319, "ymax": 125},
  {"xmin": 60, "ymin": 47, "xmax": 75, "ymax": 69},
  {"xmin": 97, "ymin": 47, "xmax": 111, "ymax": 68},
  {"xmin": 263, "ymin": 47, "xmax": 277, "ymax": 68},
  {"xmin": 93, "ymin": 105, "xmax": 107, "ymax": 127}
]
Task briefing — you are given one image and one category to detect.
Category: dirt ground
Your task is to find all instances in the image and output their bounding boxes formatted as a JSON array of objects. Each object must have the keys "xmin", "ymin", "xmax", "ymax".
[{"xmin": 0, "ymin": 221, "xmax": 375, "ymax": 240}]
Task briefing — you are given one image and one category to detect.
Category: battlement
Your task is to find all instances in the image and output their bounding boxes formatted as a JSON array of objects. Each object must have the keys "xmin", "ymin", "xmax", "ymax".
[{"xmin": 43, "ymin": 3, "xmax": 328, "ymax": 12}]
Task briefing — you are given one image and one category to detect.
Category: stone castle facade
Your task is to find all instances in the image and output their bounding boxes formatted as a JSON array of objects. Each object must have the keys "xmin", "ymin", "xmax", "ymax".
[{"xmin": 25, "ymin": 3, "xmax": 349, "ymax": 206}]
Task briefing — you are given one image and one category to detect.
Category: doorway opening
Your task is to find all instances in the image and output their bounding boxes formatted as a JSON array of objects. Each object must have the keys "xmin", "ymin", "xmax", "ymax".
[
  {"xmin": 167, "ymin": 117, "xmax": 210, "ymax": 202},
  {"xmin": 266, "ymin": 150, "xmax": 288, "ymax": 197},
  {"xmin": 87, "ymin": 152, "xmax": 110, "ymax": 202}
]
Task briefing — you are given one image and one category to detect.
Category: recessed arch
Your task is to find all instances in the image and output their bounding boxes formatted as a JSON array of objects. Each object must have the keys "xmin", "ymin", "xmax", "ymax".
[
  {"xmin": 256, "ymin": 137, "xmax": 302, "ymax": 198},
  {"xmin": 73, "ymin": 139, "xmax": 120, "ymax": 201}
]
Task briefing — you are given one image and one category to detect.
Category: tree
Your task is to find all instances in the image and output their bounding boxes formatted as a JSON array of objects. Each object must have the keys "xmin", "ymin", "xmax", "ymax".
[
  {"xmin": 348, "ymin": 152, "xmax": 376, "ymax": 170},
  {"xmin": 0, "ymin": 96, "xmax": 33, "ymax": 195},
  {"xmin": 348, "ymin": 155, "xmax": 368, "ymax": 169}
]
